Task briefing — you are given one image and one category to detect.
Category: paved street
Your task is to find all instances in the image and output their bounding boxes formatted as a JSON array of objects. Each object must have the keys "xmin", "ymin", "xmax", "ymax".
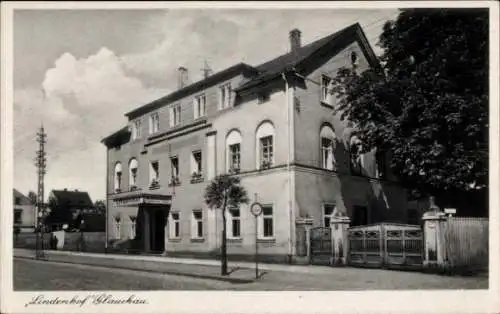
[{"xmin": 14, "ymin": 258, "xmax": 487, "ymax": 291}]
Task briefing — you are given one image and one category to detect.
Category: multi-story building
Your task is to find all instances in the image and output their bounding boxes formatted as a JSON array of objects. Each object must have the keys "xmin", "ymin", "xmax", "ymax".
[
  {"xmin": 13, "ymin": 189, "xmax": 36, "ymax": 233},
  {"xmin": 102, "ymin": 23, "xmax": 409, "ymax": 262}
]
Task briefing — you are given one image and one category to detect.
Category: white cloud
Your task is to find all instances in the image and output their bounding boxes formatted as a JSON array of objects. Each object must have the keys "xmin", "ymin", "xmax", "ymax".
[{"xmin": 14, "ymin": 47, "xmax": 169, "ymax": 200}]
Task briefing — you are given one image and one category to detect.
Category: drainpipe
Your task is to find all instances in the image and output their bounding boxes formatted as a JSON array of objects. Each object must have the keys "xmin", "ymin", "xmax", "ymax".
[
  {"xmin": 282, "ymin": 71, "xmax": 296, "ymax": 263},
  {"xmin": 104, "ymin": 146, "xmax": 108, "ymax": 253}
]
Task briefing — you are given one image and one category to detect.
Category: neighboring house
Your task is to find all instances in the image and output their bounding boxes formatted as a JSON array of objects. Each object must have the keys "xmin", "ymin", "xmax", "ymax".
[
  {"xmin": 47, "ymin": 189, "xmax": 104, "ymax": 232},
  {"xmin": 13, "ymin": 189, "xmax": 36, "ymax": 233},
  {"xmin": 102, "ymin": 23, "xmax": 409, "ymax": 261}
]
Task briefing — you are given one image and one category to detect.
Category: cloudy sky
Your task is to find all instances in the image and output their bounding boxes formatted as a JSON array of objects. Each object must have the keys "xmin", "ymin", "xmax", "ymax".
[{"xmin": 13, "ymin": 7, "xmax": 400, "ymax": 201}]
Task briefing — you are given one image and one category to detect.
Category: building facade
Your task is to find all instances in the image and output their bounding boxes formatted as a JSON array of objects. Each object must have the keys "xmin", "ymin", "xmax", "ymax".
[
  {"xmin": 102, "ymin": 23, "xmax": 409, "ymax": 262},
  {"xmin": 13, "ymin": 189, "xmax": 36, "ymax": 233}
]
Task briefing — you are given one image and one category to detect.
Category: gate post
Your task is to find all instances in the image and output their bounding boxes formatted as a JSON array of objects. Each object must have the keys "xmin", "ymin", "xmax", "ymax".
[
  {"xmin": 422, "ymin": 197, "xmax": 448, "ymax": 271},
  {"xmin": 295, "ymin": 217, "xmax": 313, "ymax": 264},
  {"xmin": 331, "ymin": 215, "xmax": 351, "ymax": 266}
]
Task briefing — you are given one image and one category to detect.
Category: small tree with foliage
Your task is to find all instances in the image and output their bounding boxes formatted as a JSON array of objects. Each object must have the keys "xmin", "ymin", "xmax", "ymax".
[{"xmin": 204, "ymin": 174, "xmax": 249, "ymax": 275}]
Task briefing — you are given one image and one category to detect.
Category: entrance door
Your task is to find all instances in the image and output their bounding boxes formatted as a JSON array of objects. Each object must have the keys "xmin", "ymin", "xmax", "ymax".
[{"xmin": 149, "ymin": 208, "xmax": 166, "ymax": 254}]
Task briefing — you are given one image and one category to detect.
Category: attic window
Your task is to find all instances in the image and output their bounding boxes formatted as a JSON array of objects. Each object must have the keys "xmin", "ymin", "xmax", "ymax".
[
  {"xmin": 257, "ymin": 92, "xmax": 270, "ymax": 104},
  {"xmin": 351, "ymin": 51, "xmax": 358, "ymax": 66}
]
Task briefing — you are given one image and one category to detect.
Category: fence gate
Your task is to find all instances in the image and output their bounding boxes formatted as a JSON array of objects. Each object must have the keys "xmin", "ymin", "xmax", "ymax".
[
  {"xmin": 310, "ymin": 227, "xmax": 332, "ymax": 265},
  {"xmin": 348, "ymin": 223, "xmax": 423, "ymax": 269}
]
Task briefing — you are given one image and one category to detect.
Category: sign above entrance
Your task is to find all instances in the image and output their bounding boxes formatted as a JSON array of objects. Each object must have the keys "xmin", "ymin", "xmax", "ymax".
[
  {"xmin": 250, "ymin": 202, "xmax": 263, "ymax": 217},
  {"xmin": 111, "ymin": 191, "xmax": 172, "ymax": 207}
]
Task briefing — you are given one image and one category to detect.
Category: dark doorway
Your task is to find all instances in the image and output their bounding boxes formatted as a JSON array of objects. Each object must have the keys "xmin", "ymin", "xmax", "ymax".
[
  {"xmin": 352, "ymin": 205, "xmax": 368, "ymax": 227},
  {"xmin": 150, "ymin": 209, "xmax": 166, "ymax": 253}
]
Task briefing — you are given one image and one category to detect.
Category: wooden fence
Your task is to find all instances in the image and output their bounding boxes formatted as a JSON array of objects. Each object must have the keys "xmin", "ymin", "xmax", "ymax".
[{"xmin": 444, "ymin": 217, "xmax": 488, "ymax": 272}]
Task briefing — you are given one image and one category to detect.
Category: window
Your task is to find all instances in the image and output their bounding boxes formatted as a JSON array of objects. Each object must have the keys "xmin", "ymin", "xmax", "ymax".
[
  {"xmin": 260, "ymin": 136, "xmax": 273, "ymax": 168},
  {"xmin": 349, "ymin": 136, "xmax": 364, "ymax": 176},
  {"xmin": 194, "ymin": 94, "xmax": 207, "ymax": 119},
  {"xmin": 256, "ymin": 122, "xmax": 275, "ymax": 169},
  {"xmin": 170, "ymin": 156, "xmax": 179, "ymax": 179},
  {"xmin": 129, "ymin": 215, "xmax": 137, "ymax": 239},
  {"xmin": 320, "ymin": 125, "xmax": 336, "ymax": 170},
  {"xmin": 219, "ymin": 83, "xmax": 232, "ymax": 109},
  {"xmin": 191, "ymin": 151, "xmax": 202, "ymax": 175},
  {"xmin": 228, "ymin": 207, "xmax": 241, "ymax": 238},
  {"xmin": 376, "ymin": 150, "xmax": 387, "ymax": 179},
  {"xmin": 149, "ymin": 112, "xmax": 160, "ymax": 134},
  {"xmin": 228, "ymin": 144, "xmax": 241, "ymax": 172},
  {"xmin": 169, "ymin": 212, "xmax": 180, "ymax": 238},
  {"xmin": 15, "ymin": 197, "xmax": 21, "ymax": 205},
  {"xmin": 129, "ymin": 159, "xmax": 138, "ymax": 189},
  {"xmin": 259, "ymin": 205, "xmax": 274, "ymax": 238},
  {"xmin": 323, "ymin": 204, "xmax": 335, "ymax": 227},
  {"xmin": 114, "ymin": 215, "xmax": 121, "ymax": 238},
  {"xmin": 14, "ymin": 209, "xmax": 22, "ymax": 224},
  {"xmin": 191, "ymin": 210, "xmax": 203, "ymax": 239},
  {"xmin": 321, "ymin": 74, "xmax": 332, "ymax": 104},
  {"xmin": 131, "ymin": 119, "xmax": 142, "ymax": 140},
  {"xmin": 114, "ymin": 163, "xmax": 122, "ymax": 192},
  {"xmin": 149, "ymin": 161, "xmax": 159, "ymax": 186},
  {"xmin": 352, "ymin": 205, "xmax": 368, "ymax": 227},
  {"xmin": 169, "ymin": 103, "xmax": 181, "ymax": 127},
  {"xmin": 226, "ymin": 130, "xmax": 242, "ymax": 172}
]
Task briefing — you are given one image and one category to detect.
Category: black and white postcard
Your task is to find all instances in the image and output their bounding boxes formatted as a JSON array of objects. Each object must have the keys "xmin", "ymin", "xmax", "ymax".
[{"xmin": 1, "ymin": 1, "xmax": 499, "ymax": 314}]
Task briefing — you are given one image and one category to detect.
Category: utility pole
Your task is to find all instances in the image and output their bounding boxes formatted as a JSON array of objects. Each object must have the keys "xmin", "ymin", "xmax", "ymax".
[{"xmin": 35, "ymin": 125, "xmax": 47, "ymax": 259}]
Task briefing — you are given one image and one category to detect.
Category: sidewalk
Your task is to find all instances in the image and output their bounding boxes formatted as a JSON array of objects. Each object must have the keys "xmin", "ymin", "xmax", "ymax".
[{"xmin": 14, "ymin": 248, "xmax": 335, "ymax": 274}]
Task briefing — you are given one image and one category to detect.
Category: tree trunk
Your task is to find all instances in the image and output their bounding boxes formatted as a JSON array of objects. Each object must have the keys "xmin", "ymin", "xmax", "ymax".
[{"xmin": 221, "ymin": 206, "xmax": 228, "ymax": 276}]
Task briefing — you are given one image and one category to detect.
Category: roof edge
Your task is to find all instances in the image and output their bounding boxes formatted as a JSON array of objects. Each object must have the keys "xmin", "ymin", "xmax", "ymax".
[{"xmin": 124, "ymin": 62, "xmax": 258, "ymax": 120}]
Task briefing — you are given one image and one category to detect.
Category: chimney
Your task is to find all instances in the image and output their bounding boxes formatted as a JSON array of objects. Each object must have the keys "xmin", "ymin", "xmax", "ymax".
[
  {"xmin": 289, "ymin": 29, "xmax": 301, "ymax": 52},
  {"xmin": 178, "ymin": 67, "xmax": 188, "ymax": 89}
]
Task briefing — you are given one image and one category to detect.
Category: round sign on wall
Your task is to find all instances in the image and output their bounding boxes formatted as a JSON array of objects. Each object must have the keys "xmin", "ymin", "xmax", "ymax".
[{"xmin": 250, "ymin": 202, "xmax": 263, "ymax": 217}]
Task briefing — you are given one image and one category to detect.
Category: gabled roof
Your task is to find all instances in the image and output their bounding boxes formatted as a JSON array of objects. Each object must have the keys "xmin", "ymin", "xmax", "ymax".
[
  {"xmin": 125, "ymin": 63, "xmax": 259, "ymax": 120},
  {"xmin": 13, "ymin": 189, "xmax": 32, "ymax": 206},
  {"xmin": 235, "ymin": 22, "xmax": 378, "ymax": 92},
  {"xmin": 51, "ymin": 189, "xmax": 93, "ymax": 208}
]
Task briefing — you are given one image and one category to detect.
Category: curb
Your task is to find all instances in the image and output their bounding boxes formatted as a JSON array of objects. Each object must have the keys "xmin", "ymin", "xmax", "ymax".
[{"xmin": 14, "ymin": 256, "xmax": 256, "ymax": 284}]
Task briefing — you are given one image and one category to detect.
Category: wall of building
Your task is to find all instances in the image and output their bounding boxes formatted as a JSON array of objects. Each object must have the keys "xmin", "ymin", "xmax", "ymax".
[
  {"xmin": 294, "ymin": 167, "xmax": 408, "ymax": 227},
  {"xmin": 13, "ymin": 204, "xmax": 36, "ymax": 232},
  {"xmin": 294, "ymin": 41, "xmax": 371, "ymax": 171},
  {"xmin": 292, "ymin": 40, "xmax": 408, "ymax": 223}
]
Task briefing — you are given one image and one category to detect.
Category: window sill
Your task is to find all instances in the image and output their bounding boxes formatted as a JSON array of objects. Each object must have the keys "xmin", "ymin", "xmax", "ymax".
[
  {"xmin": 190, "ymin": 177, "xmax": 204, "ymax": 184},
  {"xmin": 168, "ymin": 181, "xmax": 181, "ymax": 187},
  {"xmin": 168, "ymin": 238, "xmax": 181, "ymax": 242},
  {"xmin": 227, "ymin": 237, "xmax": 243, "ymax": 243},
  {"xmin": 149, "ymin": 184, "xmax": 161, "ymax": 190},
  {"xmin": 190, "ymin": 238, "xmax": 205, "ymax": 243},
  {"xmin": 257, "ymin": 238, "xmax": 276, "ymax": 243},
  {"xmin": 320, "ymin": 101, "xmax": 334, "ymax": 109},
  {"xmin": 258, "ymin": 164, "xmax": 274, "ymax": 171}
]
